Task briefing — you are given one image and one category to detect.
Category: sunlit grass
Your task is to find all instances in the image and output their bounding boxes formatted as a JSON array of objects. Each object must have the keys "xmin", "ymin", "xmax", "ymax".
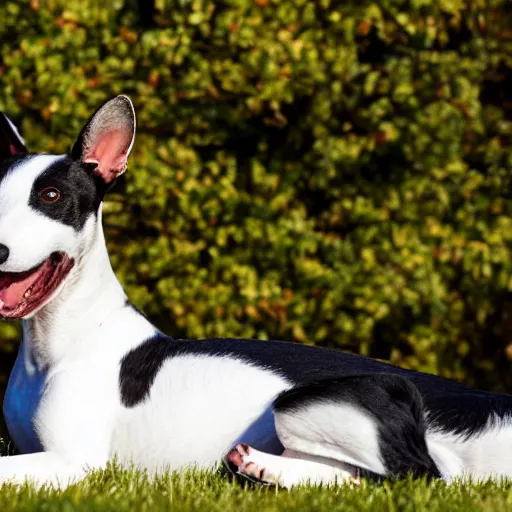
[
  {"xmin": 0, "ymin": 465, "xmax": 512, "ymax": 511},
  {"xmin": 1, "ymin": 437, "xmax": 512, "ymax": 511}
]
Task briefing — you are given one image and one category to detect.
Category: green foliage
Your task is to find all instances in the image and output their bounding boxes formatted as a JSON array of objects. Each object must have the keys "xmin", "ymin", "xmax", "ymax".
[{"xmin": 0, "ymin": 0, "xmax": 511, "ymax": 390}]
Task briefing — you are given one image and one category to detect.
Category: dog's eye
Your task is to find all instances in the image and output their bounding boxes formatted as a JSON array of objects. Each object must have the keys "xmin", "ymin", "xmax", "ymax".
[{"xmin": 40, "ymin": 187, "xmax": 61, "ymax": 204}]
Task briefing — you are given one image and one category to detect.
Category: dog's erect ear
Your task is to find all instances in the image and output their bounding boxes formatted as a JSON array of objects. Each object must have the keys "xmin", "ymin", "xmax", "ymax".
[
  {"xmin": 0, "ymin": 113, "xmax": 28, "ymax": 161},
  {"xmin": 71, "ymin": 95, "xmax": 136, "ymax": 184}
]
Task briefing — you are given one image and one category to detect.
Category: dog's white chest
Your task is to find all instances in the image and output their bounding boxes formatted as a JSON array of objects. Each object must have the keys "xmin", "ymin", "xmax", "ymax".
[
  {"xmin": 111, "ymin": 354, "xmax": 291, "ymax": 470},
  {"xmin": 3, "ymin": 341, "xmax": 46, "ymax": 453}
]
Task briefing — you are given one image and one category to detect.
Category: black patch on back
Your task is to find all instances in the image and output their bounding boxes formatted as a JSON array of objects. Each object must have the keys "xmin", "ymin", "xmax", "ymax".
[
  {"xmin": 28, "ymin": 156, "xmax": 108, "ymax": 231},
  {"xmin": 119, "ymin": 334, "xmax": 173, "ymax": 407},
  {"xmin": 273, "ymin": 374, "xmax": 442, "ymax": 479},
  {"xmin": 119, "ymin": 336, "xmax": 512, "ymax": 440}
]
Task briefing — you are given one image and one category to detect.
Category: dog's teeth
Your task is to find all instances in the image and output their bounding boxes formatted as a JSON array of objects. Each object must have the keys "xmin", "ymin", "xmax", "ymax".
[
  {"xmin": 0, "ymin": 298, "xmax": 3, "ymax": 308},
  {"xmin": 24, "ymin": 290, "xmax": 31, "ymax": 298}
]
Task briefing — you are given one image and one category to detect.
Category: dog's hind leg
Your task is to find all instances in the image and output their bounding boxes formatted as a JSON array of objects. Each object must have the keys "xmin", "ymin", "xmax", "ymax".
[
  {"xmin": 225, "ymin": 443, "xmax": 358, "ymax": 488},
  {"xmin": 226, "ymin": 374, "xmax": 441, "ymax": 487}
]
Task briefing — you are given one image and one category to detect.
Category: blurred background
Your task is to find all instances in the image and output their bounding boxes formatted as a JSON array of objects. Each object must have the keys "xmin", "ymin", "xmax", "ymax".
[{"xmin": 0, "ymin": 0, "xmax": 510, "ymax": 402}]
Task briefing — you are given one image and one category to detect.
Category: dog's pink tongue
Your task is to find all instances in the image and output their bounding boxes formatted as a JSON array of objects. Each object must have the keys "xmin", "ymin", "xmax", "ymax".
[{"xmin": 0, "ymin": 273, "xmax": 40, "ymax": 309}]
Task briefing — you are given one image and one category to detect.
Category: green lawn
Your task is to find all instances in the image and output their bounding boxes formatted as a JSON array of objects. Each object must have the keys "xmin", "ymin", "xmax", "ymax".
[
  {"xmin": 1, "ymin": 443, "xmax": 512, "ymax": 512},
  {"xmin": 1, "ymin": 466, "xmax": 512, "ymax": 512}
]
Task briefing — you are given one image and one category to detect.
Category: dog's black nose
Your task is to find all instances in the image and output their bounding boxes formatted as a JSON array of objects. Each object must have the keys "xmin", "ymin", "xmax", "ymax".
[{"xmin": 0, "ymin": 244, "xmax": 9, "ymax": 264}]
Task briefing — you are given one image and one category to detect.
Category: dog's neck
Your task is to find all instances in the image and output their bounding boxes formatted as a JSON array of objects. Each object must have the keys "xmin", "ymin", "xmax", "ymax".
[{"xmin": 21, "ymin": 208, "xmax": 147, "ymax": 368}]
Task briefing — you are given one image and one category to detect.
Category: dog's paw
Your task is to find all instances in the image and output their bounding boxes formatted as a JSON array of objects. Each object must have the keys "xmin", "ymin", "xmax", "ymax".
[
  {"xmin": 225, "ymin": 444, "xmax": 362, "ymax": 489},
  {"xmin": 224, "ymin": 444, "xmax": 278, "ymax": 486}
]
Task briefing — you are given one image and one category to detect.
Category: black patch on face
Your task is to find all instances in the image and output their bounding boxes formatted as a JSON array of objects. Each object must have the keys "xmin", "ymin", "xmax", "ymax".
[{"xmin": 28, "ymin": 156, "xmax": 109, "ymax": 231}]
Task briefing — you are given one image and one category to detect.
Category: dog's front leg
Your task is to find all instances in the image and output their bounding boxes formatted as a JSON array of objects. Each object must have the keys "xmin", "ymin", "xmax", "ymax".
[
  {"xmin": 1, "ymin": 363, "xmax": 116, "ymax": 489},
  {"xmin": 0, "ymin": 451, "xmax": 106, "ymax": 489}
]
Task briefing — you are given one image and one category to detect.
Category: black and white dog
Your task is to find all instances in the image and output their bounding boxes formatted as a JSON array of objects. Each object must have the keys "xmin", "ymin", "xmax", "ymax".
[{"xmin": 0, "ymin": 96, "xmax": 511, "ymax": 489}]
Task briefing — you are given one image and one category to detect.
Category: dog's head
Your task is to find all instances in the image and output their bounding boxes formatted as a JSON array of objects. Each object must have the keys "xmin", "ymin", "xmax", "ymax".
[{"xmin": 0, "ymin": 96, "xmax": 136, "ymax": 319}]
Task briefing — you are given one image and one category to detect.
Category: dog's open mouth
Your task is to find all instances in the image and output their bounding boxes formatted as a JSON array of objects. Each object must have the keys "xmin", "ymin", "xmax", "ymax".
[{"xmin": 0, "ymin": 252, "xmax": 74, "ymax": 319}]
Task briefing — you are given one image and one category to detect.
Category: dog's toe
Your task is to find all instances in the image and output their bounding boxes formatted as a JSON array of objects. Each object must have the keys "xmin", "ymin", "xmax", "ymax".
[
  {"xmin": 224, "ymin": 444, "xmax": 276, "ymax": 486},
  {"xmin": 240, "ymin": 461, "xmax": 269, "ymax": 481},
  {"xmin": 225, "ymin": 443, "xmax": 251, "ymax": 467},
  {"xmin": 224, "ymin": 444, "xmax": 251, "ymax": 475},
  {"xmin": 225, "ymin": 447, "xmax": 243, "ymax": 470}
]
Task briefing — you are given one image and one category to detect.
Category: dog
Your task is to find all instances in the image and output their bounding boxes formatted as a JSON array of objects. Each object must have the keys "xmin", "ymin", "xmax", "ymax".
[{"xmin": 0, "ymin": 96, "xmax": 511, "ymax": 489}]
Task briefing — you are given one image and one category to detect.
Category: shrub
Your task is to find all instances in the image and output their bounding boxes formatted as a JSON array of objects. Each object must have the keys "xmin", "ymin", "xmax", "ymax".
[{"xmin": 0, "ymin": 0, "xmax": 511, "ymax": 390}]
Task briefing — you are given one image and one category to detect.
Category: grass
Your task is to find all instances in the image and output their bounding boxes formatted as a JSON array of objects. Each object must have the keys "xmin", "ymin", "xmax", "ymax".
[
  {"xmin": 2, "ymin": 438, "xmax": 512, "ymax": 511},
  {"xmin": 2, "ymin": 465, "xmax": 512, "ymax": 512}
]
